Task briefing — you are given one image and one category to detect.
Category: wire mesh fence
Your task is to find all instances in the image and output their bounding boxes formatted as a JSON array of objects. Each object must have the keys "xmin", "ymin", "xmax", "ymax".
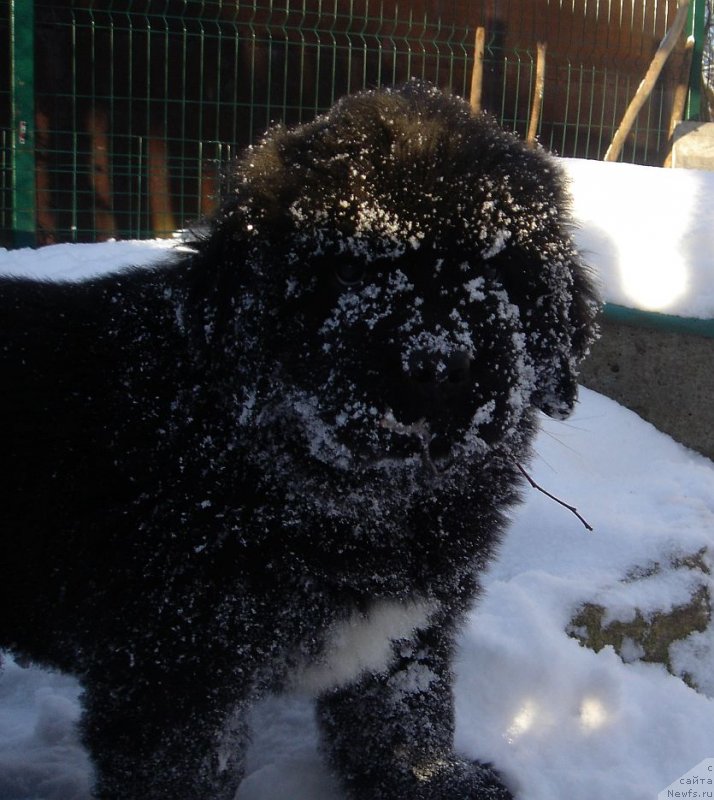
[{"xmin": 1, "ymin": 0, "xmax": 706, "ymax": 247}]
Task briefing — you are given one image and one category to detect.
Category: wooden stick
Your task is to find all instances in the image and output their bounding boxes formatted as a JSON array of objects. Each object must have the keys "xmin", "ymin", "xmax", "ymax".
[
  {"xmin": 604, "ymin": 0, "xmax": 691, "ymax": 162},
  {"xmin": 526, "ymin": 41, "xmax": 547, "ymax": 146},
  {"xmin": 470, "ymin": 26, "xmax": 486, "ymax": 114},
  {"xmin": 663, "ymin": 35, "xmax": 695, "ymax": 167},
  {"xmin": 516, "ymin": 463, "xmax": 594, "ymax": 532},
  {"xmin": 35, "ymin": 109, "xmax": 58, "ymax": 244}
]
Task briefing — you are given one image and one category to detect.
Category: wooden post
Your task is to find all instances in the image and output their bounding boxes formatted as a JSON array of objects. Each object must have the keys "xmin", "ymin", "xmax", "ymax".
[
  {"xmin": 663, "ymin": 36, "xmax": 695, "ymax": 167},
  {"xmin": 470, "ymin": 26, "xmax": 486, "ymax": 114},
  {"xmin": 604, "ymin": 0, "xmax": 691, "ymax": 162},
  {"xmin": 200, "ymin": 169, "xmax": 218, "ymax": 219},
  {"xmin": 706, "ymin": 83, "xmax": 714, "ymax": 121},
  {"xmin": 147, "ymin": 133, "xmax": 176, "ymax": 238},
  {"xmin": 35, "ymin": 110, "xmax": 57, "ymax": 244},
  {"xmin": 526, "ymin": 42, "xmax": 547, "ymax": 147},
  {"xmin": 87, "ymin": 108, "xmax": 117, "ymax": 240}
]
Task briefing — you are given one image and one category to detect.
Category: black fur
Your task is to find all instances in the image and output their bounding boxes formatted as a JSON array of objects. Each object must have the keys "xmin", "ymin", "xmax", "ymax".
[{"xmin": 0, "ymin": 82, "xmax": 599, "ymax": 799}]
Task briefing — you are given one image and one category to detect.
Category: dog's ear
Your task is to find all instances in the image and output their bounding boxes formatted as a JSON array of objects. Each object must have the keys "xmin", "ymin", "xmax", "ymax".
[
  {"xmin": 475, "ymin": 139, "xmax": 601, "ymax": 421},
  {"xmin": 545, "ymin": 255, "xmax": 601, "ymax": 419},
  {"xmin": 492, "ymin": 245, "xmax": 600, "ymax": 420}
]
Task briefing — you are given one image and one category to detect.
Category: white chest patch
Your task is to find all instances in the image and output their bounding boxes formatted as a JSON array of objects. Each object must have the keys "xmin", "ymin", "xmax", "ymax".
[{"xmin": 293, "ymin": 598, "xmax": 437, "ymax": 695}]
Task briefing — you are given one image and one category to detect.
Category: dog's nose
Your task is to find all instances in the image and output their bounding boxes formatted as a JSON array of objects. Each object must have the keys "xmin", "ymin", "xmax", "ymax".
[
  {"xmin": 445, "ymin": 350, "xmax": 472, "ymax": 384},
  {"xmin": 407, "ymin": 349, "xmax": 472, "ymax": 386}
]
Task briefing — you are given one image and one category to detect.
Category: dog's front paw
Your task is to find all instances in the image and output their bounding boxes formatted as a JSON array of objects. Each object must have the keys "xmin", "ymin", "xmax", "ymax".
[{"xmin": 408, "ymin": 757, "xmax": 513, "ymax": 799}]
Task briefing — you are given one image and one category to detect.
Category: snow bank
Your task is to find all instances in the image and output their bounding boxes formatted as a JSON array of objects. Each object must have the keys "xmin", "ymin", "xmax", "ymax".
[
  {"xmin": 0, "ymin": 238, "xmax": 179, "ymax": 282},
  {"xmin": 0, "ymin": 658, "xmax": 90, "ymax": 800}
]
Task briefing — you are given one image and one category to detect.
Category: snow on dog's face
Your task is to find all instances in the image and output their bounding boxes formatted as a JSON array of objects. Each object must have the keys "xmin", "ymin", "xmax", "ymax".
[{"xmin": 212, "ymin": 83, "xmax": 599, "ymax": 474}]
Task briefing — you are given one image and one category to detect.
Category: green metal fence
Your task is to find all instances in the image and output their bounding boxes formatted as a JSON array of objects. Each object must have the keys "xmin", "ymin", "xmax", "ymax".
[{"xmin": 1, "ymin": 1, "xmax": 708, "ymax": 248}]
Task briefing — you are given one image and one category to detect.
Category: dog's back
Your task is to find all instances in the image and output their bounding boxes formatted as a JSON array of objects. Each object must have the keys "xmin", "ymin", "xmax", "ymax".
[{"xmin": 0, "ymin": 266, "xmax": 196, "ymax": 665}]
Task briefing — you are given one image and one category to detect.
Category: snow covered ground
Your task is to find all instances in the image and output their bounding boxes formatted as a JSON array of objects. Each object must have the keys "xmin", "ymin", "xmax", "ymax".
[{"xmin": 1, "ymin": 158, "xmax": 713, "ymax": 800}]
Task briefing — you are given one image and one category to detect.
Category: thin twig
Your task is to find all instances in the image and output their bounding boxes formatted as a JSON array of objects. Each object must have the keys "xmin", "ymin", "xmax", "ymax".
[{"xmin": 516, "ymin": 463, "xmax": 593, "ymax": 532}]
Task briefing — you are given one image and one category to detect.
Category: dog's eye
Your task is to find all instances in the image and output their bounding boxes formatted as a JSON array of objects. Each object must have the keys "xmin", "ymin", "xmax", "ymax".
[{"xmin": 335, "ymin": 261, "xmax": 365, "ymax": 288}]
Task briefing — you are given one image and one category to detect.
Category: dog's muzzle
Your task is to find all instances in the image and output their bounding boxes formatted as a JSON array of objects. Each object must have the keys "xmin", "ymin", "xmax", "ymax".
[{"xmin": 377, "ymin": 345, "xmax": 481, "ymax": 463}]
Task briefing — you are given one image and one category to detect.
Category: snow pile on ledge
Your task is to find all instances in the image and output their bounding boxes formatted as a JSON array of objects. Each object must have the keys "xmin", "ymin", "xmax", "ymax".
[{"xmin": 564, "ymin": 158, "xmax": 714, "ymax": 319}]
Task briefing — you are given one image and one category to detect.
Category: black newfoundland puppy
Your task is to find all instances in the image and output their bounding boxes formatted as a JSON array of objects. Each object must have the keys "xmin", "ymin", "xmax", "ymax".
[{"xmin": 0, "ymin": 82, "xmax": 599, "ymax": 799}]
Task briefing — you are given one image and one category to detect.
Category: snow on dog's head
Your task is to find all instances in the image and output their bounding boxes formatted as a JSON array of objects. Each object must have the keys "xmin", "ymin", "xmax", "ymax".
[{"xmin": 203, "ymin": 81, "xmax": 600, "ymax": 476}]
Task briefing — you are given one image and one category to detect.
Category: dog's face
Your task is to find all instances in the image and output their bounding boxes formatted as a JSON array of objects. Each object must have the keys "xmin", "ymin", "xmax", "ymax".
[{"xmin": 214, "ymin": 84, "xmax": 599, "ymax": 475}]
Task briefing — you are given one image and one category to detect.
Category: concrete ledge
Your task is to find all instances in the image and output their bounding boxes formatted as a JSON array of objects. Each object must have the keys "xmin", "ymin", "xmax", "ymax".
[
  {"xmin": 580, "ymin": 309, "xmax": 714, "ymax": 461},
  {"xmin": 603, "ymin": 303, "xmax": 714, "ymax": 339},
  {"xmin": 672, "ymin": 122, "xmax": 714, "ymax": 170}
]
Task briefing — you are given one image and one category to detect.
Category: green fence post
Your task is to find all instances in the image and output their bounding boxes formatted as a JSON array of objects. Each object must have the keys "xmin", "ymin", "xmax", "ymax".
[
  {"xmin": 685, "ymin": 0, "xmax": 707, "ymax": 121},
  {"xmin": 10, "ymin": 0, "xmax": 36, "ymax": 247}
]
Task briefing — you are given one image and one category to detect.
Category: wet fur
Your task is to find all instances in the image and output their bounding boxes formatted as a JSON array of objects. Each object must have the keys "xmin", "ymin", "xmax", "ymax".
[{"xmin": 0, "ymin": 82, "xmax": 599, "ymax": 799}]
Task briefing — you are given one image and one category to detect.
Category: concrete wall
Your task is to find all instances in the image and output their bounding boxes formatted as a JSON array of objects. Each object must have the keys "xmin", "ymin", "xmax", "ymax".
[
  {"xmin": 672, "ymin": 122, "xmax": 714, "ymax": 170},
  {"xmin": 580, "ymin": 316, "xmax": 714, "ymax": 461}
]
